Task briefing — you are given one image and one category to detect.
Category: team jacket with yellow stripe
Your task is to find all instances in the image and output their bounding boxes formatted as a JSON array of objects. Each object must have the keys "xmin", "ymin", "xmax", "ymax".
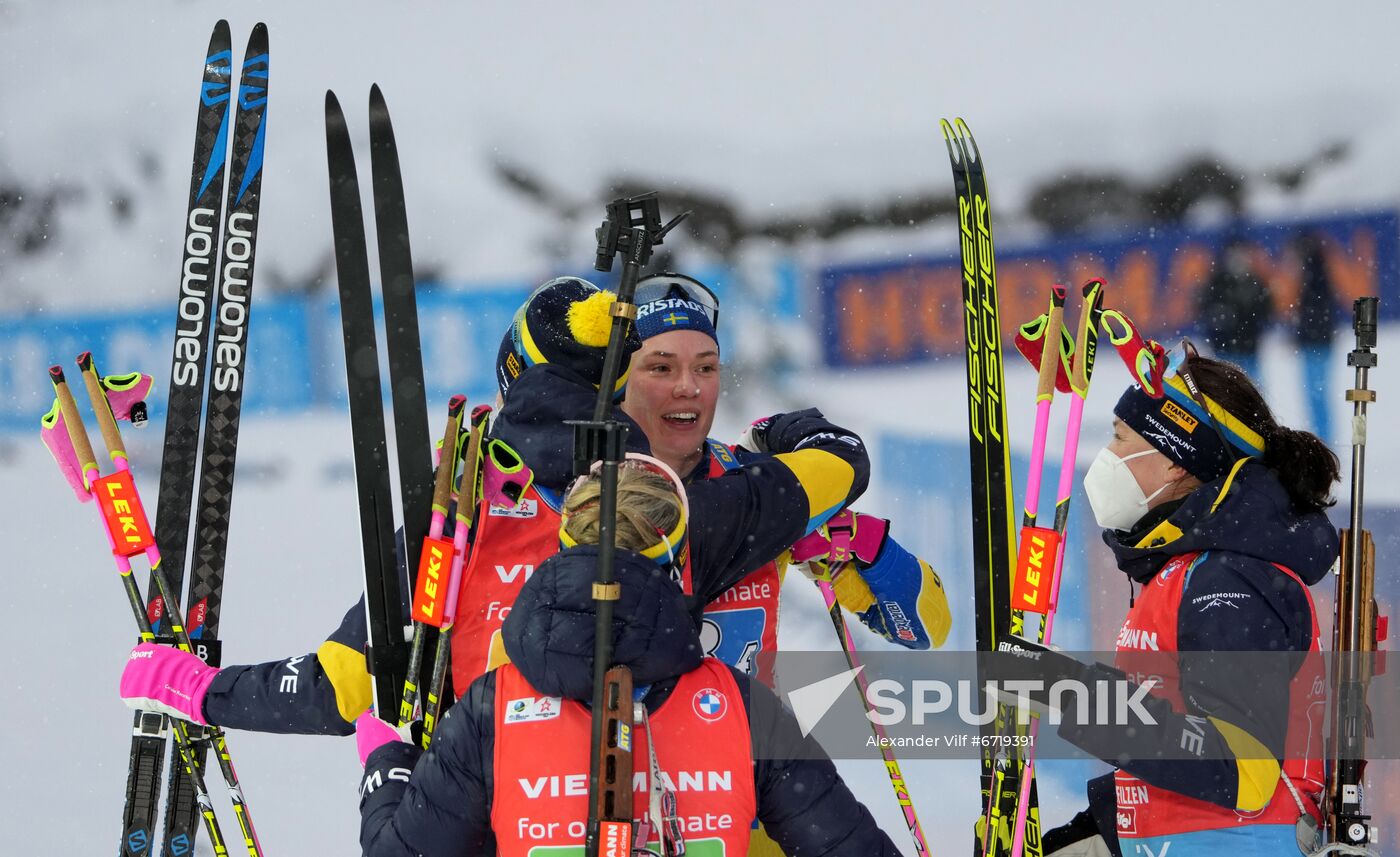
[
  {"xmin": 1056, "ymin": 460, "xmax": 1337, "ymax": 857},
  {"xmin": 201, "ymin": 365, "xmax": 869, "ymax": 735}
]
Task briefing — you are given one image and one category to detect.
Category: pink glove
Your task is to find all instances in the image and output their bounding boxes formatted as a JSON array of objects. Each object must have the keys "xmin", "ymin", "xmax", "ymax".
[
  {"xmin": 120, "ymin": 642, "xmax": 217, "ymax": 726},
  {"xmin": 355, "ymin": 711, "xmax": 413, "ymax": 765},
  {"xmin": 790, "ymin": 510, "xmax": 889, "ymax": 569}
]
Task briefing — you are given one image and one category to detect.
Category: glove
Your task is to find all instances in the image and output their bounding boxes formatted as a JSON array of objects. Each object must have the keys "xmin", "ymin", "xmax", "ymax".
[
  {"xmin": 737, "ymin": 408, "xmax": 863, "ymax": 457},
  {"xmin": 120, "ymin": 641, "xmax": 218, "ymax": 726},
  {"xmin": 355, "ymin": 711, "xmax": 413, "ymax": 766},
  {"xmin": 794, "ymin": 511, "xmax": 952, "ymax": 650}
]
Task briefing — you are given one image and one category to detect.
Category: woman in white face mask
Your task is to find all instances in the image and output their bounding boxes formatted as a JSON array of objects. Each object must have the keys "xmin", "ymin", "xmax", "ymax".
[
  {"xmin": 1081, "ymin": 420, "xmax": 1202, "ymax": 533},
  {"xmin": 1042, "ymin": 350, "xmax": 1341, "ymax": 857}
]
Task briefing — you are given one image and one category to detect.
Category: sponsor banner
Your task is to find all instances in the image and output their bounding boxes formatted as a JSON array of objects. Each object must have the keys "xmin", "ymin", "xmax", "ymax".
[
  {"xmin": 820, "ymin": 210, "xmax": 1400, "ymax": 368},
  {"xmin": 1, "ymin": 297, "xmax": 313, "ymax": 430}
]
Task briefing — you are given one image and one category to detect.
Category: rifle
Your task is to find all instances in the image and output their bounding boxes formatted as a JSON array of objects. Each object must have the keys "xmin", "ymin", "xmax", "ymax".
[
  {"xmin": 580, "ymin": 194, "xmax": 688, "ymax": 857},
  {"xmin": 1326, "ymin": 296, "xmax": 1386, "ymax": 852}
]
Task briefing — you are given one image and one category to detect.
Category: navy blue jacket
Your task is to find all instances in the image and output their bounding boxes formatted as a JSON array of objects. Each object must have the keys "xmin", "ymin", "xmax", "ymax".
[
  {"xmin": 1056, "ymin": 461, "xmax": 1338, "ymax": 854},
  {"xmin": 359, "ymin": 547, "xmax": 899, "ymax": 856},
  {"xmin": 203, "ymin": 364, "xmax": 869, "ymax": 734}
]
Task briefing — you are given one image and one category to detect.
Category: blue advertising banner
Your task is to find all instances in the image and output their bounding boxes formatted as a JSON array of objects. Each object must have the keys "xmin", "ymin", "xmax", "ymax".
[
  {"xmin": 0, "ymin": 265, "xmax": 739, "ymax": 432},
  {"xmin": 820, "ymin": 210, "xmax": 1400, "ymax": 368}
]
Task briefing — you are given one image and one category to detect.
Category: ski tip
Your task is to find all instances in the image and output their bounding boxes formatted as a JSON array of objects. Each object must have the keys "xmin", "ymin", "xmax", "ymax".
[
  {"xmin": 954, "ymin": 118, "xmax": 981, "ymax": 165},
  {"xmin": 76, "ymin": 351, "xmax": 94, "ymax": 372},
  {"xmin": 48, "ymin": 365, "xmax": 65, "ymax": 384},
  {"xmin": 326, "ymin": 89, "xmax": 343, "ymax": 113},
  {"xmin": 1051, "ymin": 284, "xmax": 1067, "ymax": 305},
  {"xmin": 447, "ymin": 394, "xmax": 467, "ymax": 415},
  {"xmin": 212, "ymin": 19, "xmax": 231, "ymax": 40},
  {"xmin": 370, "ymin": 82, "xmax": 385, "ymax": 103},
  {"xmin": 249, "ymin": 21, "xmax": 269, "ymax": 45}
]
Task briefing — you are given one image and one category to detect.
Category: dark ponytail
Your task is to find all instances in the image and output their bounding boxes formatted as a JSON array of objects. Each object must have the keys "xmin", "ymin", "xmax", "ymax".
[{"xmin": 1186, "ymin": 355, "xmax": 1341, "ymax": 511}]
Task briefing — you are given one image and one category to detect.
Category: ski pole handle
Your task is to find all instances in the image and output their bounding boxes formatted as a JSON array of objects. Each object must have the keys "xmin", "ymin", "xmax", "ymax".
[
  {"xmin": 49, "ymin": 366, "xmax": 101, "ymax": 491},
  {"xmin": 1034, "ymin": 286, "xmax": 1066, "ymax": 402},
  {"xmin": 78, "ymin": 351, "xmax": 129, "ymax": 463}
]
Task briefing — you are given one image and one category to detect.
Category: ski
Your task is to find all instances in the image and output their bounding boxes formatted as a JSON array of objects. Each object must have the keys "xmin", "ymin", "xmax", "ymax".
[
  {"xmin": 123, "ymin": 21, "xmax": 232, "ymax": 857},
  {"xmin": 369, "ymin": 83, "xmax": 433, "ymax": 579},
  {"xmin": 326, "ymin": 89, "xmax": 410, "ymax": 718},
  {"xmin": 156, "ymin": 22, "xmax": 270, "ymax": 857},
  {"xmin": 941, "ymin": 117, "xmax": 1039, "ymax": 857}
]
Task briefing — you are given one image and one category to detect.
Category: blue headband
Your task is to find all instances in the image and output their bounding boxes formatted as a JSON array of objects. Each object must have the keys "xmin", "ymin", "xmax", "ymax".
[
  {"xmin": 634, "ymin": 295, "xmax": 718, "ymax": 343},
  {"xmin": 1113, "ymin": 376, "xmax": 1265, "ymax": 483}
]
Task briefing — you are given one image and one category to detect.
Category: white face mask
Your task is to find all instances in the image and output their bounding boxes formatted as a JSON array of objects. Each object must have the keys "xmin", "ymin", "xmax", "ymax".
[{"xmin": 1082, "ymin": 448, "xmax": 1172, "ymax": 531}]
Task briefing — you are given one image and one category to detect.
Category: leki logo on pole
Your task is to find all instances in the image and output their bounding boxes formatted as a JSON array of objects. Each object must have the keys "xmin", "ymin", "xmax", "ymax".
[
  {"xmin": 1011, "ymin": 526, "xmax": 1060, "ymax": 613},
  {"xmin": 94, "ymin": 471, "xmax": 155, "ymax": 557},
  {"xmin": 411, "ymin": 536, "xmax": 456, "ymax": 625}
]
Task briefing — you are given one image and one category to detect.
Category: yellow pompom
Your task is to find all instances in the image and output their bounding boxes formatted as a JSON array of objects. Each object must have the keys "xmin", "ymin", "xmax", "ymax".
[{"xmin": 567, "ymin": 290, "xmax": 617, "ymax": 348}]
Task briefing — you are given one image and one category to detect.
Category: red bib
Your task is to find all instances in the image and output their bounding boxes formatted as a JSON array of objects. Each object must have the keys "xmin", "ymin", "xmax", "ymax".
[
  {"xmin": 452, "ymin": 486, "xmax": 562, "ymax": 692},
  {"xmin": 1112, "ymin": 551, "xmax": 1325, "ymax": 842},
  {"xmin": 491, "ymin": 659, "xmax": 756, "ymax": 856},
  {"xmin": 697, "ymin": 442, "xmax": 781, "ymax": 678}
]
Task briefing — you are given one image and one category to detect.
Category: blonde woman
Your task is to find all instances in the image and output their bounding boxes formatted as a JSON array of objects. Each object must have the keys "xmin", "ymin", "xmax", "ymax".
[{"xmin": 355, "ymin": 456, "xmax": 900, "ymax": 856}]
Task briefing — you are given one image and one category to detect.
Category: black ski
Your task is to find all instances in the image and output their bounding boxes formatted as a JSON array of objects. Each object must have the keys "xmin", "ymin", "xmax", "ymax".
[
  {"xmin": 124, "ymin": 22, "xmax": 232, "ymax": 857},
  {"xmin": 941, "ymin": 118, "xmax": 1038, "ymax": 857},
  {"xmin": 160, "ymin": 23, "xmax": 270, "ymax": 857},
  {"xmin": 369, "ymin": 84, "xmax": 433, "ymax": 617},
  {"xmin": 326, "ymin": 90, "xmax": 409, "ymax": 717}
]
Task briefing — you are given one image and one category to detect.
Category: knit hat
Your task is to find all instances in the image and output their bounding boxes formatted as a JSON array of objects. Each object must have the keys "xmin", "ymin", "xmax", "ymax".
[
  {"xmin": 633, "ymin": 272, "xmax": 719, "ymax": 345},
  {"xmin": 495, "ymin": 276, "xmax": 639, "ymax": 399}
]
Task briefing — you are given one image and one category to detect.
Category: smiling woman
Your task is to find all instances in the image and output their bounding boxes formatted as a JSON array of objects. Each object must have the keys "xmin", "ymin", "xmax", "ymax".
[{"xmin": 623, "ymin": 273, "xmax": 724, "ymax": 479}]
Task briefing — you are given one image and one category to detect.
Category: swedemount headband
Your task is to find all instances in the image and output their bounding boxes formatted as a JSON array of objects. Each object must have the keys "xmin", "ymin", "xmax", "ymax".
[{"xmin": 1113, "ymin": 340, "xmax": 1264, "ymax": 482}]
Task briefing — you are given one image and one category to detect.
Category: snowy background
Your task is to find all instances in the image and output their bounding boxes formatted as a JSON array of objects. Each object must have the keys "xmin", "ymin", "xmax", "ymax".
[{"xmin": 4, "ymin": 1, "xmax": 1400, "ymax": 854}]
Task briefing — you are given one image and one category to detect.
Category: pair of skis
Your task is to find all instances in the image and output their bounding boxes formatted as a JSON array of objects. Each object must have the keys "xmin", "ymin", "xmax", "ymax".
[
  {"xmin": 117, "ymin": 20, "xmax": 269, "ymax": 857},
  {"xmin": 324, "ymin": 86, "xmax": 438, "ymax": 725},
  {"xmin": 942, "ymin": 118, "xmax": 1039, "ymax": 857}
]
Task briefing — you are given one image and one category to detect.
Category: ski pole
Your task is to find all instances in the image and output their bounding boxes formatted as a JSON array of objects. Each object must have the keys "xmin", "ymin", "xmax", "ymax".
[
  {"xmin": 49, "ymin": 362, "xmax": 235, "ymax": 857},
  {"xmin": 814, "ymin": 574, "xmax": 930, "ymax": 856},
  {"xmin": 980, "ymin": 284, "xmax": 1071, "ymax": 857},
  {"xmin": 420, "ymin": 403, "xmax": 491, "ymax": 747},
  {"xmin": 1008, "ymin": 279, "xmax": 1105, "ymax": 857},
  {"xmin": 1009, "ymin": 285, "xmax": 1069, "ymax": 614},
  {"xmin": 400, "ymin": 394, "xmax": 467, "ymax": 727},
  {"xmin": 69, "ymin": 353, "xmax": 267, "ymax": 857}
]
